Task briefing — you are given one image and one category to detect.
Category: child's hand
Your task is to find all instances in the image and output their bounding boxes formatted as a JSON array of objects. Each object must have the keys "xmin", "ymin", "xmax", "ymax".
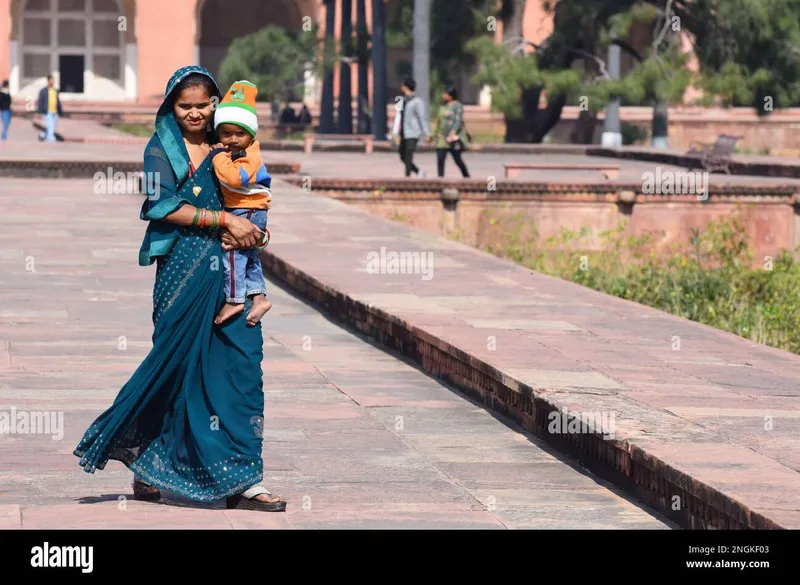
[{"xmin": 211, "ymin": 143, "xmax": 225, "ymax": 150}]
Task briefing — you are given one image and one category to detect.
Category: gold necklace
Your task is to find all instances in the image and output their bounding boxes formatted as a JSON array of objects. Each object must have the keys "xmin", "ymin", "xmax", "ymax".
[{"xmin": 184, "ymin": 138, "xmax": 206, "ymax": 196}]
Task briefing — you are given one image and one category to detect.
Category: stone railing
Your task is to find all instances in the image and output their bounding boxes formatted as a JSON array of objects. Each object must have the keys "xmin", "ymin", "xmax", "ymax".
[{"xmin": 283, "ymin": 176, "xmax": 800, "ymax": 267}]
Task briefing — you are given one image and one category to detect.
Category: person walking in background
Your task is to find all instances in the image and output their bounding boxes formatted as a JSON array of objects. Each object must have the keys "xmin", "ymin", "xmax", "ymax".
[
  {"xmin": 428, "ymin": 86, "xmax": 470, "ymax": 178},
  {"xmin": 37, "ymin": 74, "xmax": 62, "ymax": 142},
  {"xmin": 392, "ymin": 76, "xmax": 429, "ymax": 177},
  {"xmin": 0, "ymin": 80, "xmax": 11, "ymax": 140}
]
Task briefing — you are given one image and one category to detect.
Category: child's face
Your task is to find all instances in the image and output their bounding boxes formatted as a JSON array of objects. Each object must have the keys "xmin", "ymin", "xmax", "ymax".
[
  {"xmin": 173, "ymin": 85, "xmax": 215, "ymax": 135},
  {"xmin": 217, "ymin": 124, "xmax": 253, "ymax": 150}
]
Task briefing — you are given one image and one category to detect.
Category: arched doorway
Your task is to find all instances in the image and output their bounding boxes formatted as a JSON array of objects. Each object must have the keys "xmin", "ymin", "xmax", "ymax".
[
  {"xmin": 12, "ymin": 0, "xmax": 136, "ymax": 100},
  {"xmin": 196, "ymin": 0, "xmax": 312, "ymax": 84}
]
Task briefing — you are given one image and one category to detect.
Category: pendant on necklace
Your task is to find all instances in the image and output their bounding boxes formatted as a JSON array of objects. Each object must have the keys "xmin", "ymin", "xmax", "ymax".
[{"xmin": 193, "ymin": 186, "xmax": 202, "ymax": 196}]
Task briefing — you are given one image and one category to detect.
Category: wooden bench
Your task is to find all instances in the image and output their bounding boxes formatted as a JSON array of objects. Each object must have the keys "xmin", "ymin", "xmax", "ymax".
[
  {"xmin": 504, "ymin": 163, "xmax": 621, "ymax": 180},
  {"xmin": 685, "ymin": 134, "xmax": 742, "ymax": 174},
  {"xmin": 304, "ymin": 133, "xmax": 374, "ymax": 154}
]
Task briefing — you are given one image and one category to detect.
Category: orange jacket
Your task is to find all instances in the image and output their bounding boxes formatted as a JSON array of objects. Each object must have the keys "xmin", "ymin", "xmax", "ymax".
[{"xmin": 210, "ymin": 140, "xmax": 272, "ymax": 210}]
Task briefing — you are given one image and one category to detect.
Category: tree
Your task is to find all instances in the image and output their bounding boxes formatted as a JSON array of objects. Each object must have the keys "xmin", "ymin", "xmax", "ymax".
[
  {"xmin": 467, "ymin": 0, "xmax": 800, "ymax": 143},
  {"xmin": 466, "ymin": 0, "xmax": 587, "ymax": 143},
  {"xmin": 388, "ymin": 0, "xmax": 491, "ymax": 101},
  {"xmin": 590, "ymin": 1, "xmax": 693, "ymax": 147},
  {"xmin": 690, "ymin": 0, "xmax": 800, "ymax": 113},
  {"xmin": 218, "ymin": 25, "xmax": 318, "ymax": 104}
]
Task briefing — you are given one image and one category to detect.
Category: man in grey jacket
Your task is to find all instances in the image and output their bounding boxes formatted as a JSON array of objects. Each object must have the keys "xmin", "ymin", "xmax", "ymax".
[{"xmin": 392, "ymin": 77, "xmax": 429, "ymax": 177}]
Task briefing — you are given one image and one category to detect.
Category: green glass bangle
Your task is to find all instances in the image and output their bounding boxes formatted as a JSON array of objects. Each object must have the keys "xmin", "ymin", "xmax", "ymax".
[{"xmin": 191, "ymin": 208, "xmax": 201, "ymax": 226}]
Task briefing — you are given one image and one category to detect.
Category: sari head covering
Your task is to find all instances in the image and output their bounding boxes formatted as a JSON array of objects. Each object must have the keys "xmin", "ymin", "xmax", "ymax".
[
  {"xmin": 138, "ymin": 65, "xmax": 222, "ymax": 266},
  {"xmin": 74, "ymin": 65, "xmax": 267, "ymax": 503}
]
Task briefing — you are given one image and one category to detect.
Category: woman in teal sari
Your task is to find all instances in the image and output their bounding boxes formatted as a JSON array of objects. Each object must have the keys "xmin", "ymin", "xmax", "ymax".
[{"xmin": 73, "ymin": 65, "xmax": 286, "ymax": 512}]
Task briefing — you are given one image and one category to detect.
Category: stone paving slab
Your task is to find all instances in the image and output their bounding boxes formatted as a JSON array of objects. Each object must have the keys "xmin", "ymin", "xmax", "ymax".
[
  {"xmin": 0, "ymin": 177, "xmax": 670, "ymax": 529},
  {"xmin": 258, "ymin": 178, "xmax": 800, "ymax": 529}
]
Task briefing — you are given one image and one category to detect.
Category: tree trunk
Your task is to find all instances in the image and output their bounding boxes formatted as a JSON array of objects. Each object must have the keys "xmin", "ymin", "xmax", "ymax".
[
  {"xmin": 501, "ymin": 0, "xmax": 524, "ymax": 40},
  {"xmin": 371, "ymin": 0, "xmax": 388, "ymax": 139},
  {"xmin": 502, "ymin": 0, "xmax": 528, "ymax": 142},
  {"xmin": 319, "ymin": 0, "xmax": 337, "ymax": 134},
  {"xmin": 505, "ymin": 0, "xmax": 587, "ymax": 143},
  {"xmin": 651, "ymin": 98, "xmax": 669, "ymax": 148},
  {"xmin": 413, "ymin": 0, "xmax": 431, "ymax": 114},
  {"xmin": 572, "ymin": 110, "xmax": 598, "ymax": 144},
  {"xmin": 529, "ymin": 91, "xmax": 567, "ymax": 142},
  {"xmin": 337, "ymin": 0, "xmax": 353, "ymax": 133},
  {"xmin": 356, "ymin": 0, "xmax": 370, "ymax": 134}
]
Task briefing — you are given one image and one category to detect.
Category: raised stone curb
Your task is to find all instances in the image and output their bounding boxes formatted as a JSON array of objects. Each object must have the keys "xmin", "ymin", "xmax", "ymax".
[
  {"xmin": 281, "ymin": 175, "xmax": 800, "ymax": 200},
  {"xmin": 588, "ymin": 147, "xmax": 800, "ymax": 179},
  {"xmin": 259, "ymin": 249, "xmax": 791, "ymax": 530}
]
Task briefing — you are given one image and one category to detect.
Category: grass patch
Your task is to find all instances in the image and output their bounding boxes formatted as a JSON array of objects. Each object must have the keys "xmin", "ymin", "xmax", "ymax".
[
  {"xmin": 471, "ymin": 208, "xmax": 800, "ymax": 354},
  {"xmin": 110, "ymin": 123, "xmax": 154, "ymax": 137}
]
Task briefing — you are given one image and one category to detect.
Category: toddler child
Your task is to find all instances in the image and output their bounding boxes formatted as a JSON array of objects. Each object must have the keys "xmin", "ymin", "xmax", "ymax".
[{"xmin": 209, "ymin": 79, "xmax": 273, "ymax": 326}]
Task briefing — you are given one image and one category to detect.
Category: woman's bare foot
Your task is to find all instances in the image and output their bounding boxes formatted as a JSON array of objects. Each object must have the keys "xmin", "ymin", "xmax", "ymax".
[
  {"xmin": 225, "ymin": 485, "xmax": 286, "ymax": 511},
  {"xmin": 215, "ymin": 302, "xmax": 244, "ymax": 325},
  {"xmin": 253, "ymin": 492, "xmax": 284, "ymax": 503},
  {"xmin": 246, "ymin": 294, "xmax": 272, "ymax": 326}
]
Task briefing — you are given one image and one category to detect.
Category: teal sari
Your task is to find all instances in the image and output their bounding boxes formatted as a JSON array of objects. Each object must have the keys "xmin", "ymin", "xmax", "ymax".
[{"xmin": 73, "ymin": 66, "xmax": 265, "ymax": 502}]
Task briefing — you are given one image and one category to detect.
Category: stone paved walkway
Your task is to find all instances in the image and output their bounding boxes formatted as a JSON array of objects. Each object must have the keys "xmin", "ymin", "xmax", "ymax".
[
  {"xmin": 258, "ymin": 178, "xmax": 800, "ymax": 528},
  {"xmin": 0, "ymin": 115, "xmax": 142, "ymax": 144},
  {"xmin": 4, "ymin": 118, "xmax": 800, "ymax": 187},
  {"xmin": 0, "ymin": 178, "xmax": 671, "ymax": 529},
  {"xmin": 288, "ymin": 150, "xmax": 800, "ymax": 186}
]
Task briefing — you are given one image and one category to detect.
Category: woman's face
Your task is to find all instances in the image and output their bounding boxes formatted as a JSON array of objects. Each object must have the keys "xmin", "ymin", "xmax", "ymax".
[
  {"xmin": 442, "ymin": 92, "xmax": 451, "ymax": 103},
  {"xmin": 173, "ymin": 85, "xmax": 215, "ymax": 135}
]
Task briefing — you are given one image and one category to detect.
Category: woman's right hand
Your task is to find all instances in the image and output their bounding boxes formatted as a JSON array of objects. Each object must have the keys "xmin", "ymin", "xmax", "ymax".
[{"xmin": 221, "ymin": 212, "xmax": 261, "ymax": 250}]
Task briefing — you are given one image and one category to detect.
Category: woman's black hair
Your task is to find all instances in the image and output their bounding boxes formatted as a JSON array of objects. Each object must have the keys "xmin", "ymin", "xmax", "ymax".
[
  {"xmin": 444, "ymin": 85, "xmax": 458, "ymax": 101},
  {"xmin": 168, "ymin": 73, "xmax": 220, "ymax": 107}
]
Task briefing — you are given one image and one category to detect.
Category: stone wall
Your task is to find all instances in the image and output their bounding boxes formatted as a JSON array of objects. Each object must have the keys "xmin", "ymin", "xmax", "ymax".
[
  {"xmin": 292, "ymin": 179, "xmax": 800, "ymax": 268},
  {"xmin": 461, "ymin": 106, "xmax": 800, "ymax": 153}
]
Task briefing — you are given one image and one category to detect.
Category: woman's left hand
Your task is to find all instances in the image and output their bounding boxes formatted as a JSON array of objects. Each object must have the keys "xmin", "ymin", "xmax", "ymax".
[
  {"xmin": 220, "ymin": 228, "xmax": 237, "ymax": 251},
  {"xmin": 221, "ymin": 228, "xmax": 256, "ymax": 251}
]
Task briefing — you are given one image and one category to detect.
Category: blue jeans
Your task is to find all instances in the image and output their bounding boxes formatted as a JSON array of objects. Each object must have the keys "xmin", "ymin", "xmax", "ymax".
[
  {"xmin": 222, "ymin": 209, "xmax": 267, "ymax": 303},
  {"xmin": 1, "ymin": 110, "xmax": 10, "ymax": 140},
  {"xmin": 39, "ymin": 113, "xmax": 58, "ymax": 142}
]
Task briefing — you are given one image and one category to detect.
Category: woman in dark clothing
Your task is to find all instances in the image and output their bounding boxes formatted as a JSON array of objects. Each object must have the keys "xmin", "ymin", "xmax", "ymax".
[{"xmin": 428, "ymin": 86, "xmax": 470, "ymax": 178}]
